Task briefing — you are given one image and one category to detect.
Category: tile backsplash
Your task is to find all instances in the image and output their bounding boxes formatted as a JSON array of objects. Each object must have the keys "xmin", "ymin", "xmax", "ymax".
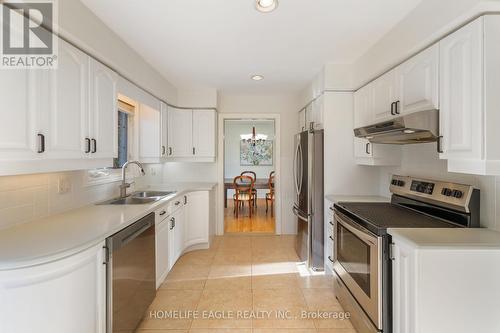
[{"xmin": 0, "ymin": 170, "xmax": 134, "ymax": 230}]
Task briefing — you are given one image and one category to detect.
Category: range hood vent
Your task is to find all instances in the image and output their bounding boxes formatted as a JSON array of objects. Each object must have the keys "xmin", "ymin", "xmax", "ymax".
[{"xmin": 354, "ymin": 109, "xmax": 439, "ymax": 144}]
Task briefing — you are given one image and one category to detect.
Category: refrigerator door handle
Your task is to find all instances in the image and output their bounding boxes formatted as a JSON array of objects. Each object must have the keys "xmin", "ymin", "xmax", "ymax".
[
  {"xmin": 293, "ymin": 138, "xmax": 300, "ymax": 196},
  {"xmin": 297, "ymin": 139, "xmax": 304, "ymax": 195},
  {"xmin": 293, "ymin": 205, "xmax": 309, "ymax": 222}
]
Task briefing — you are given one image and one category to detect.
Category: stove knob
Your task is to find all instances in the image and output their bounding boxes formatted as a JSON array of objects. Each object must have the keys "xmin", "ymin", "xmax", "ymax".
[{"xmin": 452, "ymin": 190, "xmax": 463, "ymax": 199}]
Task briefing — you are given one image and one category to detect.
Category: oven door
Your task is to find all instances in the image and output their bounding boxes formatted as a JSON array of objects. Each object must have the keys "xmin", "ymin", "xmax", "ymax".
[{"xmin": 333, "ymin": 211, "xmax": 382, "ymax": 330}]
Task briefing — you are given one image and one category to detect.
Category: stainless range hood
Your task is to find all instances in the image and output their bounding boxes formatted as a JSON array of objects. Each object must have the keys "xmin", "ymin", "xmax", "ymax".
[{"xmin": 354, "ymin": 109, "xmax": 439, "ymax": 144}]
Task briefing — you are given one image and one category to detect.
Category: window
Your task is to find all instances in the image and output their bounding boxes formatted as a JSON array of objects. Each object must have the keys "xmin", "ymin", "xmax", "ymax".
[{"xmin": 114, "ymin": 111, "xmax": 129, "ymax": 168}]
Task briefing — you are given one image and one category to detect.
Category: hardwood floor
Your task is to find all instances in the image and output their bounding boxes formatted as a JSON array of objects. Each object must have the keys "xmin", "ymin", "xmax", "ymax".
[{"xmin": 224, "ymin": 198, "xmax": 275, "ymax": 234}]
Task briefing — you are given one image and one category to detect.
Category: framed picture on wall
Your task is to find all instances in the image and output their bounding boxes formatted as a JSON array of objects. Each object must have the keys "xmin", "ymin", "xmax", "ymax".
[{"xmin": 240, "ymin": 140, "xmax": 273, "ymax": 166}]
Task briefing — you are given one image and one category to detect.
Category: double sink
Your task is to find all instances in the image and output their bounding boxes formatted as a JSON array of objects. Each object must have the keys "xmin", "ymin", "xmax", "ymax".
[{"xmin": 98, "ymin": 191, "xmax": 177, "ymax": 205}]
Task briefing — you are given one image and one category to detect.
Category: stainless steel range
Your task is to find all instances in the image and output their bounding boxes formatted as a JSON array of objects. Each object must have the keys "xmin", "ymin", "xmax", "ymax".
[{"xmin": 332, "ymin": 175, "xmax": 480, "ymax": 333}]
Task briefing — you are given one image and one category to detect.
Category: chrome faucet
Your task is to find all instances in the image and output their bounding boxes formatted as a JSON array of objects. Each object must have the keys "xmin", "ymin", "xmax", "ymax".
[{"xmin": 120, "ymin": 161, "xmax": 146, "ymax": 198}]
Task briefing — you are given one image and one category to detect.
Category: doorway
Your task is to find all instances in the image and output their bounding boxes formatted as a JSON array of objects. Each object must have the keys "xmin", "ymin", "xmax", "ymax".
[{"xmin": 220, "ymin": 117, "xmax": 279, "ymax": 234}]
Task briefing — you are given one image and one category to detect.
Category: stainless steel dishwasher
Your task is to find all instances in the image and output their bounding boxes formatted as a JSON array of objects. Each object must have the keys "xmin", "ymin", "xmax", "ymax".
[{"xmin": 105, "ymin": 213, "xmax": 156, "ymax": 333}]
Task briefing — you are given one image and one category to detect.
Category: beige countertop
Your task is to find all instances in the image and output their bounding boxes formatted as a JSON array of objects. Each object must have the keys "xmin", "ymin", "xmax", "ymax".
[
  {"xmin": 389, "ymin": 228, "xmax": 500, "ymax": 249},
  {"xmin": 0, "ymin": 182, "xmax": 216, "ymax": 270},
  {"xmin": 325, "ymin": 194, "xmax": 390, "ymax": 204}
]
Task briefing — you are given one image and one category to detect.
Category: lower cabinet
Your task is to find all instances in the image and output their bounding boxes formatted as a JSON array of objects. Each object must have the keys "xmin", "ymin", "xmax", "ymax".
[
  {"xmin": 391, "ymin": 234, "xmax": 500, "ymax": 333},
  {"xmin": 0, "ymin": 242, "xmax": 106, "ymax": 333},
  {"xmin": 168, "ymin": 206, "xmax": 185, "ymax": 271},
  {"xmin": 156, "ymin": 213, "xmax": 170, "ymax": 289},
  {"xmin": 184, "ymin": 191, "xmax": 210, "ymax": 248}
]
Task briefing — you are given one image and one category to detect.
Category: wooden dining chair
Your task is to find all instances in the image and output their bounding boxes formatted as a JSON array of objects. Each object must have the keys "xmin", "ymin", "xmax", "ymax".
[
  {"xmin": 241, "ymin": 171, "xmax": 258, "ymax": 207},
  {"xmin": 233, "ymin": 175, "xmax": 255, "ymax": 218},
  {"xmin": 266, "ymin": 171, "xmax": 275, "ymax": 216}
]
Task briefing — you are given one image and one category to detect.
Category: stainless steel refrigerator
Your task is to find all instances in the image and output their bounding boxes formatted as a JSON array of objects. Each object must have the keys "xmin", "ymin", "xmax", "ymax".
[{"xmin": 293, "ymin": 129, "xmax": 324, "ymax": 271}]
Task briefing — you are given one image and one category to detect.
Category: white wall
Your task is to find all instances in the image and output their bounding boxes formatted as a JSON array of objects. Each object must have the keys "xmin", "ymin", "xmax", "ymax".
[
  {"xmin": 59, "ymin": 0, "xmax": 178, "ymax": 103},
  {"xmin": 378, "ymin": 144, "xmax": 499, "ymax": 231},
  {"xmin": 218, "ymin": 93, "xmax": 300, "ymax": 234}
]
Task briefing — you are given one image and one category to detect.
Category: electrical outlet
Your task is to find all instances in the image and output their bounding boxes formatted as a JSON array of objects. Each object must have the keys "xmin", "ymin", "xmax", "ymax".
[{"xmin": 58, "ymin": 177, "xmax": 72, "ymax": 194}]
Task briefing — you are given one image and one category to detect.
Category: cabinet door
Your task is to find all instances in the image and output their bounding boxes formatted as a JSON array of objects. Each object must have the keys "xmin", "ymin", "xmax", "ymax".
[
  {"xmin": 167, "ymin": 107, "xmax": 193, "ymax": 157},
  {"xmin": 0, "ymin": 69, "xmax": 39, "ymax": 160},
  {"xmin": 156, "ymin": 218, "xmax": 170, "ymax": 288},
  {"xmin": 174, "ymin": 207, "xmax": 185, "ymax": 263},
  {"xmin": 370, "ymin": 69, "xmax": 398, "ymax": 123},
  {"xmin": 139, "ymin": 101, "xmax": 161, "ymax": 161},
  {"xmin": 89, "ymin": 59, "xmax": 118, "ymax": 159},
  {"xmin": 354, "ymin": 86, "xmax": 371, "ymax": 128},
  {"xmin": 354, "ymin": 137, "xmax": 373, "ymax": 159},
  {"xmin": 392, "ymin": 241, "xmax": 415, "ymax": 333},
  {"xmin": 160, "ymin": 102, "xmax": 168, "ymax": 158},
  {"xmin": 192, "ymin": 110, "xmax": 216, "ymax": 157},
  {"xmin": 0, "ymin": 242, "xmax": 106, "ymax": 333},
  {"xmin": 398, "ymin": 44, "xmax": 439, "ymax": 116},
  {"xmin": 311, "ymin": 95, "xmax": 324, "ymax": 129},
  {"xmin": 184, "ymin": 192, "xmax": 209, "ymax": 248},
  {"xmin": 44, "ymin": 39, "xmax": 88, "ymax": 159},
  {"xmin": 439, "ymin": 18, "xmax": 483, "ymax": 160}
]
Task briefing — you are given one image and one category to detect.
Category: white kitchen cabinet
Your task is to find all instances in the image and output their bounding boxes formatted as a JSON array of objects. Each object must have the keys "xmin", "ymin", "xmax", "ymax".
[
  {"xmin": 168, "ymin": 206, "xmax": 185, "ymax": 270},
  {"xmin": 184, "ymin": 191, "xmax": 210, "ymax": 248},
  {"xmin": 390, "ymin": 232, "xmax": 500, "ymax": 333},
  {"xmin": 167, "ymin": 107, "xmax": 193, "ymax": 157},
  {"xmin": 0, "ymin": 242, "xmax": 106, "ymax": 333},
  {"xmin": 43, "ymin": 39, "xmax": 89, "ymax": 160},
  {"xmin": 192, "ymin": 110, "xmax": 216, "ymax": 157},
  {"xmin": 397, "ymin": 44, "xmax": 439, "ymax": 116},
  {"xmin": 89, "ymin": 58, "xmax": 118, "ymax": 159},
  {"xmin": 369, "ymin": 69, "xmax": 398, "ymax": 123},
  {"xmin": 160, "ymin": 102, "xmax": 168, "ymax": 158},
  {"xmin": 167, "ymin": 108, "xmax": 217, "ymax": 161},
  {"xmin": 0, "ymin": 69, "xmax": 39, "ymax": 161},
  {"xmin": 139, "ymin": 99, "xmax": 161, "ymax": 163},
  {"xmin": 310, "ymin": 95, "xmax": 324, "ymax": 130},
  {"xmin": 354, "ymin": 85, "xmax": 371, "ymax": 128},
  {"xmin": 354, "ymin": 138, "xmax": 401, "ymax": 166},
  {"xmin": 156, "ymin": 209, "xmax": 170, "ymax": 289},
  {"xmin": 438, "ymin": 16, "xmax": 500, "ymax": 175}
]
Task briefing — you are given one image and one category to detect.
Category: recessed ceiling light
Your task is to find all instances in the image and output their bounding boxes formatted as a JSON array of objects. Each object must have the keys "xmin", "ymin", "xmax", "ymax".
[
  {"xmin": 255, "ymin": 0, "xmax": 278, "ymax": 13},
  {"xmin": 251, "ymin": 75, "xmax": 264, "ymax": 81}
]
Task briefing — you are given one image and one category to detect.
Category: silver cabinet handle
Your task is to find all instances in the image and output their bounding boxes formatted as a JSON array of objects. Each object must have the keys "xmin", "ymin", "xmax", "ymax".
[
  {"xmin": 328, "ymin": 256, "xmax": 334, "ymax": 263},
  {"xmin": 175, "ymin": 201, "xmax": 181, "ymax": 206},
  {"xmin": 162, "ymin": 146, "xmax": 166, "ymax": 155},
  {"xmin": 169, "ymin": 147, "xmax": 173, "ymax": 155},
  {"xmin": 159, "ymin": 210, "xmax": 166, "ymax": 216},
  {"xmin": 85, "ymin": 138, "xmax": 91, "ymax": 153},
  {"xmin": 170, "ymin": 217, "xmax": 175, "ymax": 230},
  {"xmin": 91, "ymin": 138, "xmax": 97, "ymax": 153},
  {"xmin": 437, "ymin": 136, "xmax": 444, "ymax": 154}
]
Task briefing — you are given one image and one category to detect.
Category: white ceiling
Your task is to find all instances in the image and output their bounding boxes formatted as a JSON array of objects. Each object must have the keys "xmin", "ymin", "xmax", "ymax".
[{"xmin": 82, "ymin": 0, "xmax": 421, "ymax": 93}]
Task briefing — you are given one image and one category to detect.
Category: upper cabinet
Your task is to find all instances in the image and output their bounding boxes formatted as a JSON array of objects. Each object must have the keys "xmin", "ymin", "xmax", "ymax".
[
  {"xmin": 439, "ymin": 16, "xmax": 500, "ymax": 175},
  {"xmin": 167, "ymin": 107, "xmax": 193, "ymax": 158},
  {"xmin": 354, "ymin": 43, "xmax": 440, "ymax": 129},
  {"xmin": 138, "ymin": 97, "xmax": 161, "ymax": 163},
  {"xmin": 160, "ymin": 102, "xmax": 168, "ymax": 159},
  {"xmin": 89, "ymin": 59, "xmax": 118, "ymax": 160},
  {"xmin": 0, "ymin": 38, "xmax": 118, "ymax": 175},
  {"xmin": 369, "ymin": 69, "xmax": 399, "ymax": 123},
  {"xmin": 397, "ymin": 44, "xmax": 439, "ymax": 115},
  {"xmin": 192, "ymin": 110, "xmax": 216, "ymax": 158},
  {"xmin": 167, "ymin": 108, "xmax": 216, "ymax": 161}
]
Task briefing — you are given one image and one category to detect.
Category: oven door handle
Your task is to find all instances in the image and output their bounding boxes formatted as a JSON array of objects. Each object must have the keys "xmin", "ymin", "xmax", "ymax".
[{"xmin": 335, "ymin": 212, "xmax": 379, "ymax": 245}]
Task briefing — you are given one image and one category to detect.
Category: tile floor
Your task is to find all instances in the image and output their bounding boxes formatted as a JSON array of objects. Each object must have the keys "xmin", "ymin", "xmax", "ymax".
[{"xmin": 137, "ymin": 235, "xmax": 357, "ymax": 333}]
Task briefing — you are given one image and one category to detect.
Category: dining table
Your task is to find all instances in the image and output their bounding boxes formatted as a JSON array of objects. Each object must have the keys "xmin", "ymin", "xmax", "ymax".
[{"xmin": 224, "ymin": 178, "xmax": 270, "ymax": 208}]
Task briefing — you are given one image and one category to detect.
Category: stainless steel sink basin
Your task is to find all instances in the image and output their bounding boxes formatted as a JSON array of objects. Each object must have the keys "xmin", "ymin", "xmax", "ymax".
[
  {"xmin": 131, "ymin": 191, "xmax": 176, "ymax": 199},
  {"xmin": 97, "ymin": 191, "xmax": 177, "ymax": 205}
]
